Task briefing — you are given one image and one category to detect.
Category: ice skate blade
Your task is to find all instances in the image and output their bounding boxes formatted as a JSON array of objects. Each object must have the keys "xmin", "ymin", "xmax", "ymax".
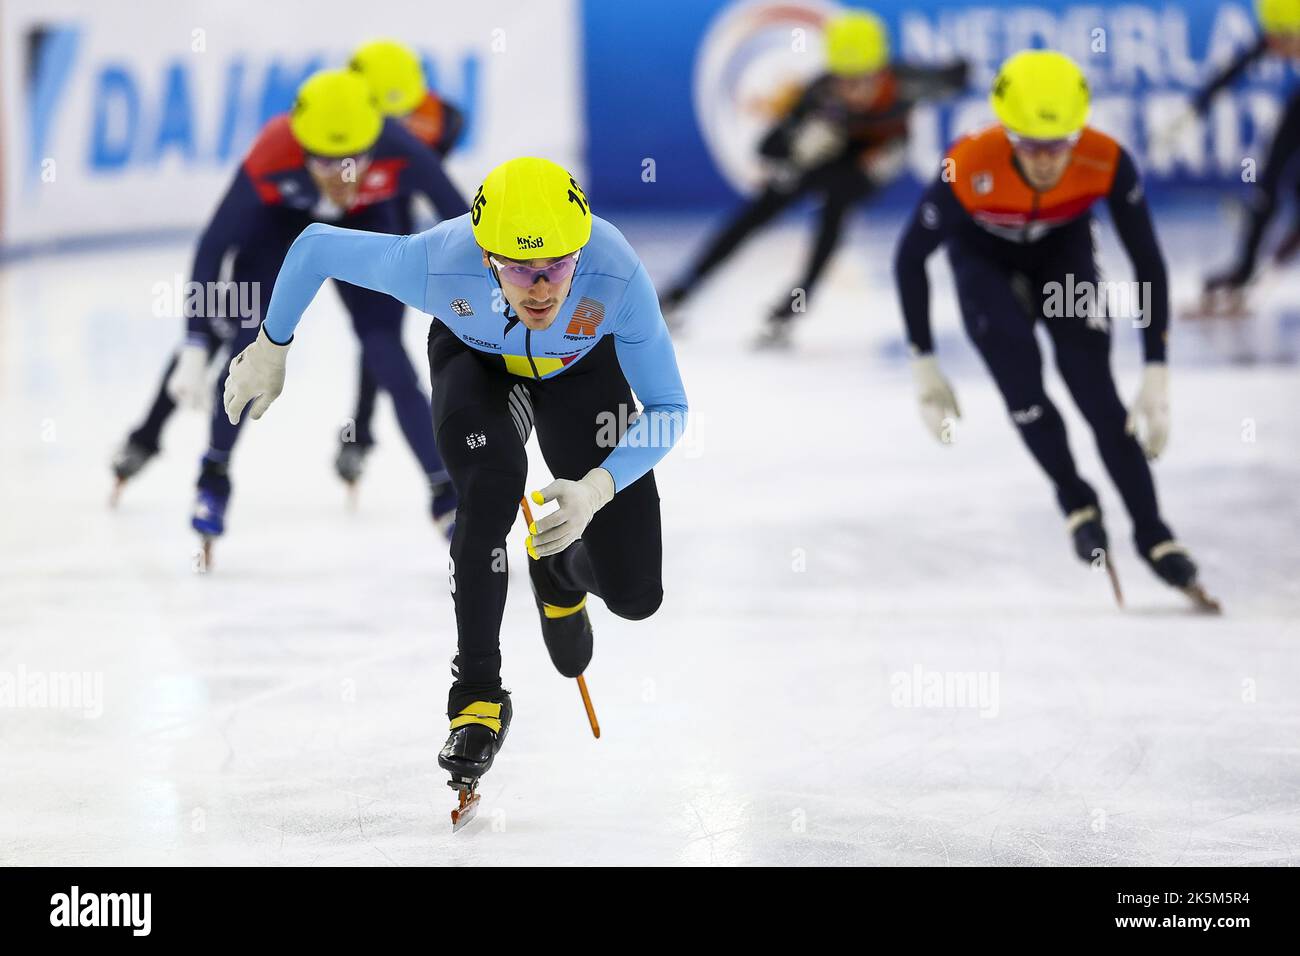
[
  {"xmin": 1179, "ymin": 304, "xmax": 1252, "ymax": 321},
  {"xmin": 109, "ymin": 479, "xmax": 125, "ymax": 509},
  {"xmin": 751, "ymin": 329, "xmax": 793, "ymax": 351},
  {"xmin": 195, "ymin": 538, "xmax": 214, "ymax": 574},
  {"xmin": 576, "ymin": 674, "xmax": 600, "ymax": 739},
  {"xmin": 1180, "ymin": 290, "xmax": 1251, "ymax": 321},
  {"xmin": 1104, "ymin": 560, "xmax": 1125, "ymax": 609},
  {"xmin": 1181, "ymin": 584, "xmax": 1222, "ymax": 615},
  {"xmin": 448, "ymin": 778, "xmax": 481, "ymax": 832}
]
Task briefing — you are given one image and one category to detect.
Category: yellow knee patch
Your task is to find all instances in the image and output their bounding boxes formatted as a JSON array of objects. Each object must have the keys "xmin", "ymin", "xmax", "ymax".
[{"xmin": 450, "ymin": 700, "xmax": 503, "ymax": 733}]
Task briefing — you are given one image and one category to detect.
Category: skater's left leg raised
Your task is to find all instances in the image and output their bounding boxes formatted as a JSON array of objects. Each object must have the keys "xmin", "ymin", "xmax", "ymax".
[{"xmin": 526, "ymin": 336, "xmax": 666, "ymax": 677}]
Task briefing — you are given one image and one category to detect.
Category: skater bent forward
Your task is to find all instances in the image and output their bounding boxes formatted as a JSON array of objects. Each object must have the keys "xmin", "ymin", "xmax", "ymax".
[{"xmin": 223, "ymin": 157, "xmax": 689, "ymax": 811}]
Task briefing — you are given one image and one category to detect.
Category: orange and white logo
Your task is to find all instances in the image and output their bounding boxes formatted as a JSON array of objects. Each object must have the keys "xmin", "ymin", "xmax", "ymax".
[{"xmin": 566, "ymin": 297, "xmax": 605, "ymax": 336}]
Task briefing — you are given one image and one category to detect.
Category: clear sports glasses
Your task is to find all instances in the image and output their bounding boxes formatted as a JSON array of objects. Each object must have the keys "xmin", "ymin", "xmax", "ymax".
[
  {"xmin": 489, "ymin": 251, "xmax": 581, "ymax": 288},
  {"xmin": 305, "ymin": 153, "xmax": 373, "ymax": 178},
  {"xmin": 1006, "ymin": 130, "xmax": 1082, "ymax": 157}
]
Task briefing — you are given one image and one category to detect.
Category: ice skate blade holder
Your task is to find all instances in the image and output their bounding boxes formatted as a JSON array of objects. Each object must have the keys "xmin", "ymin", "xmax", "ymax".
[
  {"xmin": 194, "ymin": 537, "xmax": 215, "ymax": 574},
  {"xmin": 1182, "ymin": 584, "xmax": 1223, "ymax": 615},
  {"xmin": 1103, "ymin": 558, "xmax": 1124, "ymax": 609},
  {"xmin": 447, "ymin": 776, "xmax": 481, "ymax": 832},
  {"xmin": 517, "ymin": 496, "xmax": 601, "ymax": 740}
]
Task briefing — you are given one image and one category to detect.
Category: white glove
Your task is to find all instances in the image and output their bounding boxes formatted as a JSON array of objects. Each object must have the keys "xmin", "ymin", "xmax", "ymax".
[
  {"xmin": 862, "ymin": 142, "xmax": 907, "ymax": 186},
  {"xmin": 526, "ymin": 468, "xmax": 616, "ymax": 559},
  {"xmin": 790, "ymin": 118, "xmax": 844, "ymax": 168},
  {"xmin": 165, "ymin": 343, "xmax": 211, "ymax": 410},
  {"xmin": 911, "ymin": 354, "xmax": 960, "ymax": 444},
  {"xmin": 764, "ymin": 159, "xmax": 801, "ymax": 193},
  {"xmin": 1127, "ymin": 363, "xmax": 1169, "ymax": 460},
  {"xmin": 1149, "ymin": 102, "xmax": 1197, "ymax": 159},
  {"xmin": 223, "ymin": 326, "xmax": 291, "ymax": 425}
]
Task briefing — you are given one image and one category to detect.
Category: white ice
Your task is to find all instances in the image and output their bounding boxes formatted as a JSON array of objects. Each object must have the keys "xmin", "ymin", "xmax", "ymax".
[{"xmin": 1, "ymin": 204, "xmax": 1298, "ymax": 865}]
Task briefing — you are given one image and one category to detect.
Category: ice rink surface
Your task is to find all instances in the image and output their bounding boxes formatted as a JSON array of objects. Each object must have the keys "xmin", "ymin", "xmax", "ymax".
[{"xmin": 2, "ymin": 204, "xmax": 1298, "ymax": 865}]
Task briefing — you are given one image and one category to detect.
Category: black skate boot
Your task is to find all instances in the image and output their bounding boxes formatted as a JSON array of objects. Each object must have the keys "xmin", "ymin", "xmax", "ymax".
[
  {"xmin": 110, "ymin": 437, "xmax": 159, "ymax": 505},
  {"xmin": 192, "ymin": 456, "xmax": 231, "ymax": 570},
  {"xmin": 752, "ymin": 297, "xmax": 796, "ymax": 350},
  {"xmin": 439, "ymin": 685, "xmax": 512, "ymax": 830},
  {"xmin": 1144, "ymin": 540, "xmax": 1221, "ymax": 613},
  {"xmin": 334, "ymin": 439, "xmax": 373, "ymax": 486},
  {"xmin": 1194, "ymin": 267, "xmax": 1251, "ymax": 319},
  {"xmin": 527, "ymin": 553, "xmax": 594, "ymax": 679},
  {"xmin": 1066, "ymin": 505, "xmax": 1108, "ymax": 563},
  {"xmin": 1066, "ymin": 505, "xmax": 1124, "ymax": 607},
  {"xmin": 438, "ymin": 689, "xmax": 513, "ymax": 779},
  {"xmin": 1274, "ymin": 226, "xmax": 1300, "ymax": 267}
]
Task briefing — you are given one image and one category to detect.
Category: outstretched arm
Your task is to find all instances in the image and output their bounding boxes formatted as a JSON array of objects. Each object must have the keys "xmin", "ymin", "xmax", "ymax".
[
  {"xmin": 606, "ymin": 264, "xmax": 690, "ymax": 492},
  {"xmin": 187, "ymin": 171, "xmax": 270, "ymax": 345},
  {"xmin": 525, "ymin": 263, "xmax": 689, "ymax": 560},
  {"xmin": 224, "ymin": 224, "xmax": 431, "ymax": 425},
  {"xmin": 1192, "ymin": 36, "xmax": 1268, "ymax": 114},
  {"xmin": 758, "ymin": 77, "xmax": 825, "ymax": 160},
  {"xmin": 893, "ymin": 176, "xmax": 957, "ymax": 355},
  {"xmin": 262, "ymin": 224, "xmax": 430, "ymax": 344},
  {"xmin": 894, "ymin": 60, "xmax": 971, "ymax": 105},
  {"xmin": 1108, "ymin": 148, "xmax": 1175, "ymax": 459},
  {"xmin": 1106, "ymin": 149, "xmax": 1169, "ymax": 364},
  {"xmin": 894, "ymin": 176, "xmax": 962, "ymax": 443}
]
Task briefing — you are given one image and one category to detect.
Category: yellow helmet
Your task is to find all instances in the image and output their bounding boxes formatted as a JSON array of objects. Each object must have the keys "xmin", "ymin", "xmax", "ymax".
[
  {"xmin": 350, "ymin": 39, "xmax": 427, "ymax": 116},
  {"xmin": 824, "ymin": 10, "xmax": 889, "ymax": 76},
  {"xmin": 290, "ymin": 69, "xmax": 382, "ymax": 157},
  {"xmin": 470, "ymin": 157, "xmax": 592, "ymax": 258},
  {"xmin": 990, "ymin": 50, "xmax": 1090, "ymax": 140},
  {"xmin": 1258, "ymin": 0, "xmax": 1300, "ymax": 34}
]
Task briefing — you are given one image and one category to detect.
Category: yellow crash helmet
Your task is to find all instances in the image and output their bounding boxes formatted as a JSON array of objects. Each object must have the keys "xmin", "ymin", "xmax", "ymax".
[
  {"xmin": 824, "ymin": 10, "xmax": 889, "ymax": 76},
  {"xmin": 350, "ymin": 39, "xmax": 428, "ymax": 117},
  {"xmin": 990, "ymin": 50, "xmax": 1091, "ymax": 140},
  {"xmin": 290, "ymin": 68, "xmax": 382, "ymax": 157},
  {"xmin": 470, "ymin": 157, "xmax": 592, "ymax": 259},
  {"xmin": 1258, "ymin": 0, "xmax": 1300, "ymax": 34}
]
